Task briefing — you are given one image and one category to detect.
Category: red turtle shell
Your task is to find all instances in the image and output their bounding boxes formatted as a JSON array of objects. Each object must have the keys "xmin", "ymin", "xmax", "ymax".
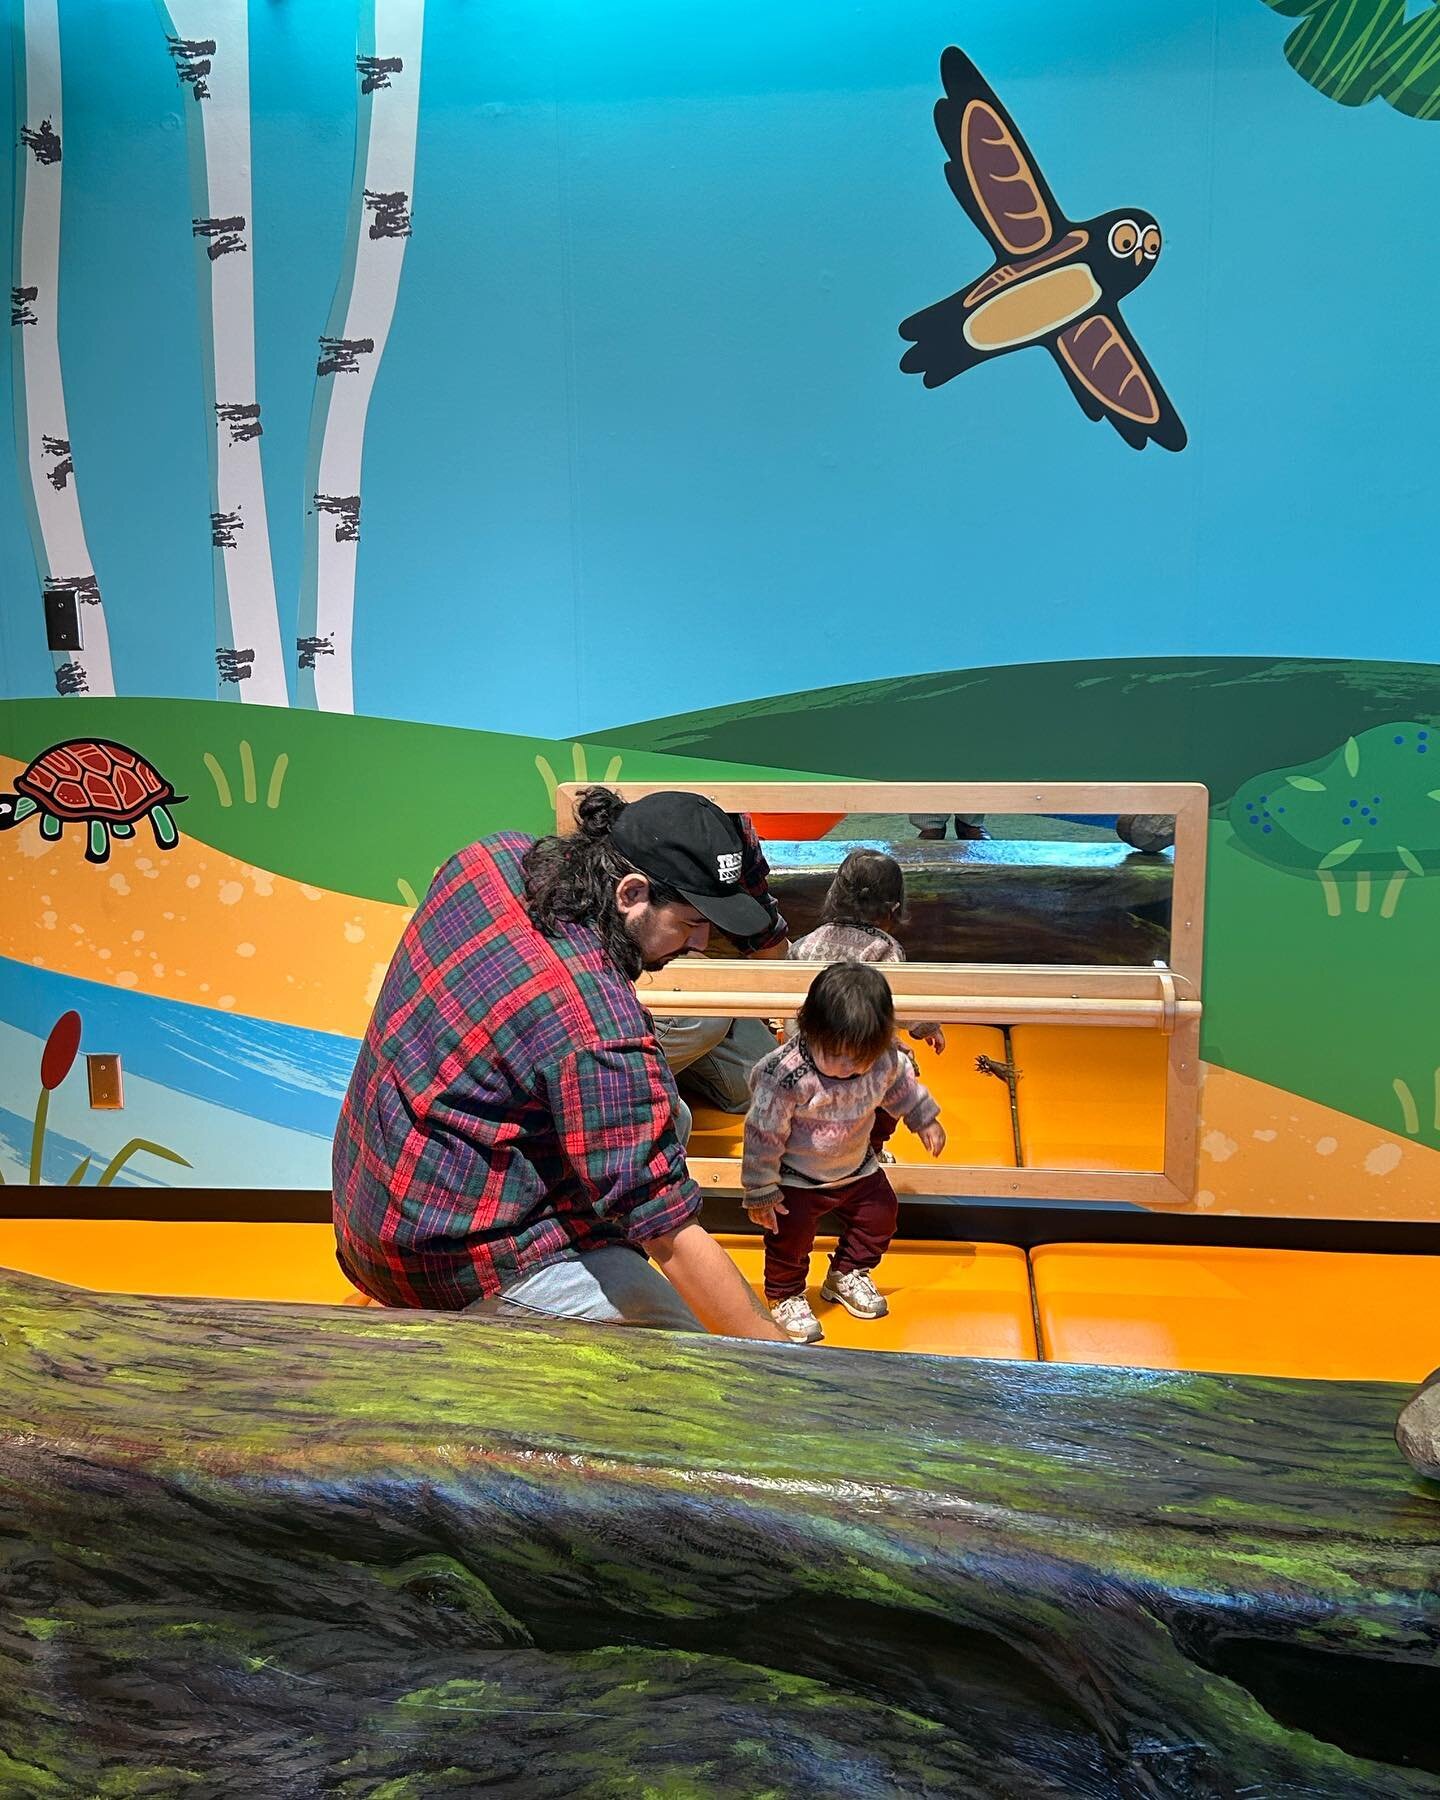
[{"xmin": 15, "ymin": 739, "xmax": 174, "ymax": 823}]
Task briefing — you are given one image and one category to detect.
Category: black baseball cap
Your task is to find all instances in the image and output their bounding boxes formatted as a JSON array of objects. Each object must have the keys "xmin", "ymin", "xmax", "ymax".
[{"xmin": 610, "ymin": 791, "xmax": 772, "ymax": 939}]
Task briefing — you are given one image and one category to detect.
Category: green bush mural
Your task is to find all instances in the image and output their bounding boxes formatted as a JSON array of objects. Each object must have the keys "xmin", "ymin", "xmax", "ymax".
[
  {"xmin": 1228, "ymin": 721, "xmax": 1439, "ymax": 916},
  {"xmin": 1261, "ymin": 0, "xmax": 1440, "ymax": 118}
]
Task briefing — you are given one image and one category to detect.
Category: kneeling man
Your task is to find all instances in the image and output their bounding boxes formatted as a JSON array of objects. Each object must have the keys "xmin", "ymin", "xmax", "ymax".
[{"xmin": 333, "ymin": 787, "xmax": 786, "ymax": 1341}]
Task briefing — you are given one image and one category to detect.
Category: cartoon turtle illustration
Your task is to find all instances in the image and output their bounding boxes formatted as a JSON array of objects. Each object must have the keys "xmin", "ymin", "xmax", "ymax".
[
  {"xmin": 900, "ymin": 47, "xmax": 1186, "ymax": 452},
  {"xmin": 0, "ymin": 739, "xmax": 184, "ymax": 865}
]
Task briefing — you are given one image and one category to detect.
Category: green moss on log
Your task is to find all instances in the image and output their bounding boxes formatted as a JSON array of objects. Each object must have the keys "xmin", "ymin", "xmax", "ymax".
[{"xmin": 1, "ymin": 1269, "xmax": 1438, "ymax": 1796}]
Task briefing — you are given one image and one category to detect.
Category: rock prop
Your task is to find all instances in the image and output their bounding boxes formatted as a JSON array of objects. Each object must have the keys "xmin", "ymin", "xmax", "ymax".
[
  {"xmin": 1115, "ymin": 812, "xmax": 1177, "ymax": 854},
  {"xmin": 3, "ymin": 1268, "xmax": 1438, "ymax": 1794},
  {"xmin": 1398, "ymin": 1366, "xmax": 1440, "ymax": 1483}
]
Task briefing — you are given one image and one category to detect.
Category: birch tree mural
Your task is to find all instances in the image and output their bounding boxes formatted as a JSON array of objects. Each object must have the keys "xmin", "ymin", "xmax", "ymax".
[
  {"xmin": 157, "ymin": 1, "xmax": 288, "ymax": 706},
  {"xmin": 296, "ymin": 1, "xmax": 424, "ymax": 712},
  {"xmin": 10, "ymin": 0, "xmax": 116, "ymax": 697}
]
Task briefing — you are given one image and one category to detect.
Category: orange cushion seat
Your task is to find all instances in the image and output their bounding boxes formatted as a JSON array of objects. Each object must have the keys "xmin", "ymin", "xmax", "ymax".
[
  {"xmin": 716, "ymin": 1233, "xmax": 1037, "ymax": 1359},
  {"xmin": 0, "ymin": 1218, "xmax": 363, "ymax": 1306},
  {"xmin": 1031, "ymin": 1242, "xmax": 1440, "ymax": 1382}
]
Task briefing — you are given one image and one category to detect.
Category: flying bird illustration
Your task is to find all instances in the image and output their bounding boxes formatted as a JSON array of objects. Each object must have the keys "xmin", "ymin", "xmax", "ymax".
[{"xmin": 899, "ymin": 48, "xmax": 1187, "ymax": 453}]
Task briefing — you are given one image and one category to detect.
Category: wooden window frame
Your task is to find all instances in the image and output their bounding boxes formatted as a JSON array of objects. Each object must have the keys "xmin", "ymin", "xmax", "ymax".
[{"xmin": 557, "ymin": 781, "xmax": 1208, "ymax": 1206}]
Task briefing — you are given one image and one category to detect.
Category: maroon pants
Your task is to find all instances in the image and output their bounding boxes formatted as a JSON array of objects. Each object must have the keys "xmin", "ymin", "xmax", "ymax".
[{"xmin": 763, "ymin": 1167, "xmax": 899, "ymax": 1300}]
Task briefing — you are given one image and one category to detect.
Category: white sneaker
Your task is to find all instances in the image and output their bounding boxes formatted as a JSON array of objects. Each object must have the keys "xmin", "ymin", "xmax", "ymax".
[
  {"xmin": 820, "ymin": 1267, "xmax": 888, "ymax": 1319},
  {"xmin": 771, "ymin": 1294, "xmax": 823, "ymax": 1343}
]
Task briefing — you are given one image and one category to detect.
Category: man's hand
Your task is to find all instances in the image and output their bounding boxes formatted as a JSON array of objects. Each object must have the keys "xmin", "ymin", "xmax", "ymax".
[
  {"xmin": 917, "ymin": 1119, "xmax": 946, "ymax": 1158},
  {"xmin": 743, "ymin": 1196, "xmax": 788, "ymax": 1233},
  {"xmin": 645, "ymin": 1218, "xmax": 789, "ymax": 1341},
  {"xmin": 750, "ymin": 937, "xmax": 792, "ymax": 961},
  {"xmin": 910, "ymin": 1022, "xmax": 947, "ymax": 1054}
]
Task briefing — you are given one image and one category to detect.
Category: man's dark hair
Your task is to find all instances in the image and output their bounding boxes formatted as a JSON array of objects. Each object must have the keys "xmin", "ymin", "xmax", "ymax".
[
  {"xmin": 523, "ymin": 786, "xmax": 683, "ymax": 980},
  {"xmin": 821, "ymin": 848, "xmax": 905, "ymax": 928},
  {"xmin": 796, "ymin": 961, "xmax": 895, "ymax": 1064}
]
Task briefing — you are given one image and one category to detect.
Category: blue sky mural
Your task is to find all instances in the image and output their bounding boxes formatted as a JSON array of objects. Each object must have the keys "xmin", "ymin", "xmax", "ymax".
[{"xmin": 0, "ymin": 0, "xmax": 1437, "ymax": 735}]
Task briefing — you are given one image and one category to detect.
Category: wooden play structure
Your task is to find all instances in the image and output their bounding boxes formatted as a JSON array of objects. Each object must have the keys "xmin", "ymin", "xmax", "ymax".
[{"xmin": 561, "ymin": 780, "xmax": 1207, "ymax": 1206}]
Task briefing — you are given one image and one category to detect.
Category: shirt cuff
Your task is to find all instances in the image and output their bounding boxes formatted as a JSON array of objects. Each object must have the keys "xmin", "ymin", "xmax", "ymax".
[
  {"xmin": 902, "ymin": 1093, "xmax": 941, "ymax": 1133},
  {"xmin": 624, "ymin": 1178, "xmax": 704, "ymax": 1244}
]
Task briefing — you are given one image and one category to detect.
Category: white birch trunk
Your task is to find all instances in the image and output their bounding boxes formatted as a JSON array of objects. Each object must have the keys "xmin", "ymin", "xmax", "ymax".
[
  {"xmin": 296, "ymin": 0, "xmax": 424, "ymax": 713},
  {"xmin": 11, "ymin": 0, "xmax": 116, "ymax": 697},
  {"xmin": 158, "ymin": 0, "xmax": 287, "ymax": 706}
]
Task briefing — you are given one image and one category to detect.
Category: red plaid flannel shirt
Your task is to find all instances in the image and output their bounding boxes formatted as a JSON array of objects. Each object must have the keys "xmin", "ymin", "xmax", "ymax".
[{"xmin": 333, "ymin": 832, "xmax": 704, "ymax": 1308}]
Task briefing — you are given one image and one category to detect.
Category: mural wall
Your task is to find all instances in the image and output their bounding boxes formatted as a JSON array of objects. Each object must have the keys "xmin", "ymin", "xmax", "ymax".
[{"xmin": 1, "ymin": 0, "xmax": 1437, "ymax": 1216}]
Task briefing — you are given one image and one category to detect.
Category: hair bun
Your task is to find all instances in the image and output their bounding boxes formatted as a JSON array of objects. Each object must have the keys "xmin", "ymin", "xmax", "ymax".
[{"xmin": 574, "ymin": 785, "xmax": 626, "ymax": 841}]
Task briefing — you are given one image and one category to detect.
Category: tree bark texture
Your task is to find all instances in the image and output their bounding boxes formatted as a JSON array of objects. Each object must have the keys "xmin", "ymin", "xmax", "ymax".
[{"xmin": 1, "ymin": 1267, "xmax": 1437, "ymax": 1797}]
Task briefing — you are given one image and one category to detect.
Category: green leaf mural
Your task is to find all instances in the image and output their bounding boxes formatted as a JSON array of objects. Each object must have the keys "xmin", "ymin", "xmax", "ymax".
[
  {"xmin": 1228, "ymin": 721, "xmax": 1438, "ymax": 914},
  {"xmin": 1261, "ymin": 0, "xmax": 1440, "ymax": 119}
]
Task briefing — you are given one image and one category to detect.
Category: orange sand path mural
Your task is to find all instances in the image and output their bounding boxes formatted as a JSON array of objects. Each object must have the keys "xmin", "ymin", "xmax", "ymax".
[{"xmin": 0, "ymin": 755, "xmax": 408, "ymax": 1037}]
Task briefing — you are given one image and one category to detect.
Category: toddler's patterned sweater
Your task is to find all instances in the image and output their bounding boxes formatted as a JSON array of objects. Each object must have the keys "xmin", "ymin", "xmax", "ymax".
[{"xmin": 741, "ymin": 1036, "xmax": 940, "ymax": 1202}]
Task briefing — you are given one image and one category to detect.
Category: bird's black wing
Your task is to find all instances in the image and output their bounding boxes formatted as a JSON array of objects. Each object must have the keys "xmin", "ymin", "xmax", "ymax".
[{"xmin": 933, "ymin": 47, "xmax": 1066, "ymax": 257}]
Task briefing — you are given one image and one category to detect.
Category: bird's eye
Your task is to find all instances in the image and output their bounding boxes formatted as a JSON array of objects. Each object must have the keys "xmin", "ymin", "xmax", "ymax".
[
  {"xmin": 1108, "ymin": 219, "xmax": 1139, "ymax": 257},
  {"xmin": 1141, "ymin": 225, "xmax": 1161, "ymax": 260}
]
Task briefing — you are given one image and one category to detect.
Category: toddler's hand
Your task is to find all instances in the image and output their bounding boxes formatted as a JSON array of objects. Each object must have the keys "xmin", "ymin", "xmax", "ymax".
[
  {"xmin": 917, "ymin": 1120, "xmax": 946, "ymax": 1158},
  {"xmin": 745, "ymin": 1198, "xmax": 787, "ymax": 1232}
]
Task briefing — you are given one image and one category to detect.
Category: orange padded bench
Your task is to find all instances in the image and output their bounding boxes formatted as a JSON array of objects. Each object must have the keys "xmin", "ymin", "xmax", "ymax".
[
  {"xmin": 0, "ymin": 1219, "xmax": 364, "ymax": 1306},
  {"xmin": 1030, "ymin": 1242, "xmax": 1440, "ymax": 1382},
  {"xmin": 716, "ymin": 1234, "xmax": 1037, "ymax": 1359},
  {"xmin": 0, "ymin": 1218, "xmax": 1036, "ymax": 1360}
]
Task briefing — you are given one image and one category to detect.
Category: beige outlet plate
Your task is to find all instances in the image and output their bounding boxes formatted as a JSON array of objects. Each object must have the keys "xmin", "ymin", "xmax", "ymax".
[{"xmin": 86, "ymin": 1053, "xmax": 123, "ymax": 1109}]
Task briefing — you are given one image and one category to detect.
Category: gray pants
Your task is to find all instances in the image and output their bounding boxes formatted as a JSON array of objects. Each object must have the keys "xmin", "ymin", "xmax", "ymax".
[
  {"xmin": 653, "ymin": 1014, "xmax": 778, "ymax": 1113},
  {"xmin": 908, "ymin": 813, "xmax": 986, "ymax": 832},
  {"xmin": 465, "ymin": 1244, "xmax": 703, "ymax": 1331}
]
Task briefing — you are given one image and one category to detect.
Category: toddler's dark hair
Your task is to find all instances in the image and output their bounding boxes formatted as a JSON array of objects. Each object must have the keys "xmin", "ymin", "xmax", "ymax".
[
  {"xmin": 821, "ymin": 849, "xmax": 904, "ymax": 928},
  {"xmin": 797, "ymin": 961, "xmax": 894, "ymax": 1064}
]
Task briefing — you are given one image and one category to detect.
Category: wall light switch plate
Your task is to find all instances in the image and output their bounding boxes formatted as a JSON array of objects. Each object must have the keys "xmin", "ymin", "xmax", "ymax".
[
  {"xmin": 86, "ymin": 1053, "xmax": 123, "ymax": 1109},
  {"xmin": 44, "ymin": 586, "xmax": 84, "ymax": 653}
]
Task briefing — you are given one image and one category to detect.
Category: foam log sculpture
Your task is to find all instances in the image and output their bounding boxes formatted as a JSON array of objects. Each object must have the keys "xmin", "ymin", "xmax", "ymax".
[{"xmin": 2, "ymin": 1267, "xmax": 1438, "ymax": 1797}]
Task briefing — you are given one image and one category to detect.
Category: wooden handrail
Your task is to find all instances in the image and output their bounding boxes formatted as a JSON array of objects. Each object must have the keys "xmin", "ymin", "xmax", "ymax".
[{"xmin": 641, "ymin": 991, "xmax": 1201, "ymax": 1027}]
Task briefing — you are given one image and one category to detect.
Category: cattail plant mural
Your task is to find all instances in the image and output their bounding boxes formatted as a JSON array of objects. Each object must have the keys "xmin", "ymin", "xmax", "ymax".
[
  {"xmin": 297, "ymin": 1, "xmax": 425, "ymax": 712},
  {"xmin": 157, "ymin": 1, "xmax": 288, "ymax": 707},
  {"xmin": 10, "ymin": 0, "xmax": 116, "ymax": 698},
  {"xmin": 7, "ymin": 1009, "xmax": 190, "ymax": 1186}
]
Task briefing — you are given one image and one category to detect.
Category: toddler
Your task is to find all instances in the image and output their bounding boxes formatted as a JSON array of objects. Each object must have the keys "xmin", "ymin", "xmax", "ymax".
[{"xmin": 742, "ymin": 961, "xmax": 946, "ymax": 1343}]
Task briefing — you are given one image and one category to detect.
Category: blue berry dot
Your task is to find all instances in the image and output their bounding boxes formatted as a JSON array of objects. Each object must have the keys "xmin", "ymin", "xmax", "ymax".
[
  {"xmin": 1394, "ymin": 735, "xmax": 1405, "ymax": 745},
  {"xmin": 1342, "ymin": 817, "xmax": 1352, "ymax": 826},
  {"xmin": 1361, "ymin": 807, "xmax": 1370, "ymax": 816},
  {"xmin": 1420, "ymin": 730, "xmax": 1429, "ymax": 740},
  {"xmin": 1349, "ymin": 799, "xmax": 1359, "ymax": 807},
  {"xmin": 1259, "ymin": 794, "xmax": 1269, "ymax": 802},
  {"xmin": 1245, "ymin": 802, "xmax": 1255, "ymax": 812},
  {"xmin": 1249, "ymin": 816, "xmax": 1260, "ymax": 826},
  {"xmin": 1262, "ymin": 824, "xmax": 1272, "ymax": 834},
  {"xmin": 1372, "ymin": 796, "xmax": 1381, "ymax": 804},
  {"xmin": 1277, "ymin": 806, "xmax": 1286, "ymax": 815},
  {"xmin": 1420, "ymin": 745, "xmax": 1429, "ymax": 754}
]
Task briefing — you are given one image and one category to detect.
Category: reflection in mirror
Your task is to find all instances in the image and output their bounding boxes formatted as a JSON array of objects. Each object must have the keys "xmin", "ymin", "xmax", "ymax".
[{"xmin": 728, "ymin": 810, "xmax": 1176, "ymax": 966}]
